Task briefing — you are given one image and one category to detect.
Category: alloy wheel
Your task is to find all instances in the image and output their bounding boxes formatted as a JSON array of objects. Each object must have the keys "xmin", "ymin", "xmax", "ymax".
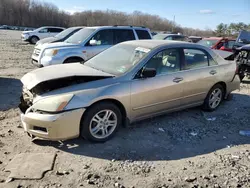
[
  {"xmin": 209, "ymin": 88, "xmax": 222, "ymax": 109},
  {"xmin": 89, "ymin": 110, "xmax": 117, "ymax": 139}
]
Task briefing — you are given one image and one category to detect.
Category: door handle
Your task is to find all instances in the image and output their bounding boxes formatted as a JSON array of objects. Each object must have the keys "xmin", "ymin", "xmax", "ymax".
[
  {"xmin": 210, "ymin": 70, "xmax": 217, "ymax": 75},
  {"xmin": 173, "ymin": 77, "xmax": 183, "ymax": 83}
]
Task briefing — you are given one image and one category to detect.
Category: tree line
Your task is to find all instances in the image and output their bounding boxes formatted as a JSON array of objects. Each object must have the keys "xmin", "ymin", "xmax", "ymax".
[
  {"xmin": 215, "ymin": 22, "xmax": 250, "ymax": 37},
  {"xmin": 0, "ymin": 0, "xmax": 249, "ymax": 37}
]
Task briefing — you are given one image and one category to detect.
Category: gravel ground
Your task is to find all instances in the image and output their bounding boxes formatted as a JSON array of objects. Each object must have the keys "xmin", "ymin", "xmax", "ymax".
[{"xmin": 0, "ymin": 30, "xmax": 250, "ymax": 188}]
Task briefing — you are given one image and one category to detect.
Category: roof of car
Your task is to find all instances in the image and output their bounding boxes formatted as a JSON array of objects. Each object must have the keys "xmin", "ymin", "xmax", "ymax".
[
  {"xmin": 122, "ymin": 40, "xmax": 201, "ymax": 49},
  {"xmin": 189, "ymin": 36, "xmax": 202, "ymax": 39},
  {"xmin": 203, "ymin": 37, "xmax": 235, "ymax": 40},
  {"xmin": 203, "ymin": 37, "xmax": 223, "ymax": 40},
  {"xmin": 39, "ymin": 26, "xmax": 65, "ymax": 29},
  {"xmin": 155, "ymin": 33, "xmax": 186, "ymax": 37},
  {"xmin": 84, "ymin": 26, "xmax": 149, "ymax": 30}
]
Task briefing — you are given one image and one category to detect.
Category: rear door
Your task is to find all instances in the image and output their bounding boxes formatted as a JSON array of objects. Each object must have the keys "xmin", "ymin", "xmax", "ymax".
[
  {"xmin": 84, "ymin": 29, "xmax": 114, "ymax": 59},
  {"xmin": 180, "ymin": 48, "xmax": 219, "ymax": 106},
  {"xmin": 113, "ymin": 29, "xmax": 135, "ymax": 44}
]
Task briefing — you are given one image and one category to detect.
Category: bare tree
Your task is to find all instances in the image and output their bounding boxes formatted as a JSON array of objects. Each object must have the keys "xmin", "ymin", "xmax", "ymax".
[{"xmin": 2, "ymin": 0, "xmax": 244, "ymax": 37}]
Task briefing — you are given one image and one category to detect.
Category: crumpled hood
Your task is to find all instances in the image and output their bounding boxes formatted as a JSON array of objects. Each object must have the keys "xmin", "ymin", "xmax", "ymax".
[{"xmin": 21, "ymin": 63, "xmax": 114, "ymax": 90}]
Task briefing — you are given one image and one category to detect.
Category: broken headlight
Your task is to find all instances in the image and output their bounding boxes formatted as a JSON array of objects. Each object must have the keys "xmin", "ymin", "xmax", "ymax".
[{"xmin": 32, "ymin": 94, "xmax": 74, "ymax": 112}]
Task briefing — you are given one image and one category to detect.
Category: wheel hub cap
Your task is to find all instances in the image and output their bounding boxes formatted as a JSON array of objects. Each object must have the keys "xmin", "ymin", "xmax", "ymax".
[
  {"xmin": 209, "ymin": 88, "xmax": 222, "ymax": 109},
  {"xmin": 89, "ymin": 110, "xmax": 117, "ymax": 139}
]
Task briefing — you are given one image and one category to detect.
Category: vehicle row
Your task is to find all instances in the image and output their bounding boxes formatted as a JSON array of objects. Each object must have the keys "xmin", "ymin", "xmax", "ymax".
[{"xmin": 24, "ymin": 25, "xmax": 244, "ymax": 68}]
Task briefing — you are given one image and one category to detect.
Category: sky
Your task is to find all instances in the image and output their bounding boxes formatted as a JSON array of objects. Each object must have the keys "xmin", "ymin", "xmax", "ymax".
[{"xmin": 45, "ymin": 0, "xmax": 250, "ymax": 30}]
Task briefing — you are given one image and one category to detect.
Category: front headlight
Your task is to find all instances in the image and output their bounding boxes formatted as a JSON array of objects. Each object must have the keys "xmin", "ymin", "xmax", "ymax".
[
  {"xmin": 32, "ymin": 94, "xmax": 74, "ymax": 112},
  {"xmin": 43, "ymin": 49, "xmax": 58, "ymax": 57}
]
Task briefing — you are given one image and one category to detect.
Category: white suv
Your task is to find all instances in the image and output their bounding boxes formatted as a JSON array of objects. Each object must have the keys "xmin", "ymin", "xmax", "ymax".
[
  {"xmin": 22, "ymin": 26, "xmax": 65, "ymax": 44},
  {"xmin": 31, "ymin": 26, "xmax": 152, "ymax": 67}
]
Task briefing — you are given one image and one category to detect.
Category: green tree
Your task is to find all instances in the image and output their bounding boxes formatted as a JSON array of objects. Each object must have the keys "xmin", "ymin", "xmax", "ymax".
[{"xmin": 215, "ymin": 23, "xmax": 227, "ymax": 37}]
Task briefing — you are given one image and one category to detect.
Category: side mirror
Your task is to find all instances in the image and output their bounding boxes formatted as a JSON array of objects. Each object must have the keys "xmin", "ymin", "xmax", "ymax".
[
  {"xmin": 141, "ymin": 68, "xmax": 156, "ymax": 78},
  {"xmin": 220, "ymin": 46, "xmax": 226, "ymax": 50},
  {"xmin": 89, "ymin": 39, "xmax": 97, "ymax": 46}
]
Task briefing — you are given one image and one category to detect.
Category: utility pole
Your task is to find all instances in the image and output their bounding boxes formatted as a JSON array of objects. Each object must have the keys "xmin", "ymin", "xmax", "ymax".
[{"xmin": 172, "ymin": 15, "xmax": 175, "ymax": 33}]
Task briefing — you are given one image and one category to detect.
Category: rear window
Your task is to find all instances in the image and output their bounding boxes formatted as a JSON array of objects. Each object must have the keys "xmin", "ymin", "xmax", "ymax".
[
  {"xmin": 172, "ymin": 35, "xmax": 189, "ymax": 41},
  {"xmin": 225, "ymin": 40, "xmax": 235, "ymax": 49},
  {"xmin": 114, "ymin": 29, "xmax": 135, "ymax": 44},
  {"xmin": 48, "ymin": 28, "xmax": 64, "ymax": 33},
  {"xmin": 184, "ymin": 49, "xmax": 209, "ymax": 70},
  {"xmin": 198, "ymin": 39, "xmax": 219, "ymax": 48},
  {"xmin": 135, "ymin": 30, "xmax": 151, "ymax": 39}
]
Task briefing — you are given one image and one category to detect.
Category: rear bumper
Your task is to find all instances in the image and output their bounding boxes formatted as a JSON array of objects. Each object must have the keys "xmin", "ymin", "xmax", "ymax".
[
  {"xmin": 20, "ymin": 109, "xmax": 85, "ymax": 141},
  {"xmin": 227, "ymin": 74, "xmax": 241, "ymax": 94}
]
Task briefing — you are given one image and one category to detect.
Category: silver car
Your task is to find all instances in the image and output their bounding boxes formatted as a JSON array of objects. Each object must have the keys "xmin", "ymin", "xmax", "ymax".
[
  {"xmin": 31, "ymin": 26, "xmax": 152, "ymax": 67},
  {"xmin": 19, "ymin": 40, "xmax": 240, "ymax": 142}
]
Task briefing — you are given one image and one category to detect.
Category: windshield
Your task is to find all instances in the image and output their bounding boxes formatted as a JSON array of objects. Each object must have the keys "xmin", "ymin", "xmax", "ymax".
[
  {"xmin": 85, "ymin": 43, "xmax": 151, "ymax": 76},
  {"xmin": 55, "ymin": 27, "xmax": 80, "ymax": 38},
  {"xmin": 237, "ymin": 31, "xmax": 250, "ymax": 45},
  {"xmin": 198, "ymin": 39, "xmax": 218, "ymax": 48},
  {"xmin": 65, "ymin": 28, "xmax": 96, "ymax": 44},
  {"xmin": 153, "ymin": 34, "xmax": 167, "ymax": 40},
  {"xmin": 33, "ymin": 27, "xmax": 44, "ymax": 32}
]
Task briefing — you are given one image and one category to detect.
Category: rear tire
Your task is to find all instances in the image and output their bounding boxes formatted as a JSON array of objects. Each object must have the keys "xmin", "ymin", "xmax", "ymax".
[
  {"xmin": 202, "ymin": 84, "xmax": 224, "ymax": 111},
  {"xmin": 30, "ymin": 36, "xmax": 39, "ymax": 44},
  {"xmin": 80, "ymin": 102, "xmax": 122, "ymax": 142}
]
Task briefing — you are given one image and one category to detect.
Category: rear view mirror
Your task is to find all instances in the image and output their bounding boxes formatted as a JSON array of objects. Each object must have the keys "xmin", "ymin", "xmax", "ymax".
[
  {"xmin": 89, "ymin": 39, "xmax": 97, "ymax": 46},
  {"xmin": 141, "ymin": 68, "xmax": 156, "ymax": 78}
]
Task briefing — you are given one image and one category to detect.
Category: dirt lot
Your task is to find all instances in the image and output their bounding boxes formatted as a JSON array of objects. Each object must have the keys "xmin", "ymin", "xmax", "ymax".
[{"xmin": 0, "ymin": 30, "xmax": 250, "ymax": 188}]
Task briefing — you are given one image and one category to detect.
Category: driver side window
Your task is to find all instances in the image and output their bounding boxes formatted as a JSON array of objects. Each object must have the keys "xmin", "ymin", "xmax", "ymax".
[
  {"xmin": 87, "ymin": 29, "xmax": 114, "ymax": 46},
  {"xmin": 39, "ymin": 28, "xmax": 48, "ymax": 33},
  {"xmin": 144, "ymin": 48, "xmax": 181, "ymax": 75}
]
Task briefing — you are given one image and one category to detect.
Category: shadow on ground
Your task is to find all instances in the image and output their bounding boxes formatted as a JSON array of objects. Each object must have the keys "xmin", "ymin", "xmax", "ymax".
[
  {"xmin": 35, "ymin": 92, "xmax": 250, "ymax": 161},
  {"xmin": 0, "ymin": 77, "xmax": 22, "ymax": 110}
]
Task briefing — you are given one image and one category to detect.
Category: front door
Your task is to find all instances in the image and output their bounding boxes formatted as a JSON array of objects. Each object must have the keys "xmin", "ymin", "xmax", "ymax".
[
  {"xmin": 130, "ymin": 48, "xmax": 184, "ymax": 120},
  {"xmin": 84, "ymin": 29, "xmax": 114, "ymax": 60},
  {"xmin": 38, "ymin": 28, "xmax": 50, "ymax": 39}
]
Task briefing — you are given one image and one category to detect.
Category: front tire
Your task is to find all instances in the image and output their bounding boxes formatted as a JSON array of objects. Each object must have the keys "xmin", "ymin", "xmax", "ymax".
[
  {"xmin": 80, "ymin": 102, "xmax": 122, "ymax": 142},
  {"xmin": 203, "ymin": 84, "xmax": 224, "ymax": 111},
  {"xmin": 30, "ymin": 36, "xmax": 39, "ymax": 44}
]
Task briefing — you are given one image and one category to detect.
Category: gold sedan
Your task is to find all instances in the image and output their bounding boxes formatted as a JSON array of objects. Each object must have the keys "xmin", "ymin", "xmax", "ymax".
[{"xmin": 19, "ymin": 40, "xmax": 240, "ymax": 142}]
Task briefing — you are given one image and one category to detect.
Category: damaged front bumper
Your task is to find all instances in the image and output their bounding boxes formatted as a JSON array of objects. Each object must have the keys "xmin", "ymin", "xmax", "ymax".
[
  {"xmin": 19, "ymin": 93, "xmax": 85, "ymax": 141},
  {"xmin": 20, "ymin": 108, "xmax": 85, "ymax": 141}
]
